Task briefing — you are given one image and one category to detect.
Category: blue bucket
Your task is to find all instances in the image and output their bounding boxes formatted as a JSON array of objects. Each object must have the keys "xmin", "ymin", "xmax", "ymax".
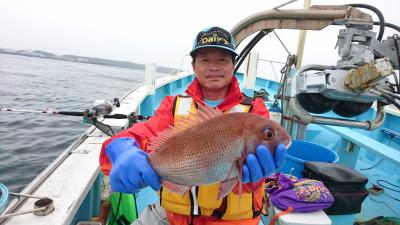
[
  {"xmin": 281, "ymin": 140, "xmax": 339, "ymax": 178},
  {"xmin": 0, "ymin": 183, "xmax": 9, "ymax": 213}
]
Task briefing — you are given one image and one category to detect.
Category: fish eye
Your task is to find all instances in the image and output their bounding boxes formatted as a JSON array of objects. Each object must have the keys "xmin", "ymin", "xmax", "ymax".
[{"xmin": 263, "ymin": 126, "xmax": 274, "ymax": 140}]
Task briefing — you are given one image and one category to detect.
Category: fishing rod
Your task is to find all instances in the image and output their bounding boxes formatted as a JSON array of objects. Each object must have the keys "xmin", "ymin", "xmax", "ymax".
[
  {"xmin": 1, "ymin": 98, "xmax": 120, "ymax": 117},
  {"xmin": 0, "ymin": 98, "xmax": 150, "ymax": 136},
  {"xmin": 0, "ymin": 107, "xmax": 85, "ymax": 116},
  {"xmin": 0, "ymin": 107, "xmax": 148, "ymax": 120}
]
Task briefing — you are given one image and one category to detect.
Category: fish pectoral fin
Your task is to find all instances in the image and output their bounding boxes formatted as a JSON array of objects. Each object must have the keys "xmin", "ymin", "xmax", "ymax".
[
  {"xmin": 218, "ymin": 179, "xmax": 237, "ymax": 200},
  {"xmin": 162, "ymin": 180, "xmax": 191, "ymax": 195}
]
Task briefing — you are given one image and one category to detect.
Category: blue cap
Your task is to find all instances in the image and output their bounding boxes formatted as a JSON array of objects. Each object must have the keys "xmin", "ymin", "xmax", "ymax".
[{"xmin": 190, "ymin": 26, "xmax": 238, "ymax": 57}]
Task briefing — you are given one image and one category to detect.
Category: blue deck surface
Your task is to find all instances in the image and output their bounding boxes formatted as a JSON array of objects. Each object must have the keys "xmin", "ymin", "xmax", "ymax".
[{"xmin": 136, "ymin": 73, "xmax": 400, "ymax": 224}]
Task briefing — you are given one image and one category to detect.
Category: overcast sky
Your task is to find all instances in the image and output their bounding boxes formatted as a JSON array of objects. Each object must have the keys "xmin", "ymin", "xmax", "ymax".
[{"xmin": 0, "ymin": 0, "xmax": 398, "ymax": 70}]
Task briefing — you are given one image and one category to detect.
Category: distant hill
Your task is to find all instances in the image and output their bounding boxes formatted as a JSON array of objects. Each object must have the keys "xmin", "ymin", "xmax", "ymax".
[{"xmin": 0, "ymin": 48, "xmax": 177, "ymax": 74}]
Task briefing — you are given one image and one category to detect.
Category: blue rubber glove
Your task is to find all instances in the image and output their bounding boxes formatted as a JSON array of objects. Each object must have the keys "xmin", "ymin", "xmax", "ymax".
[
  {"xmin": 241, "ymin": 144, "xmax": 287, "ymax": 183},
  {"xmin": 106, "ymin": 137, "xmax": 161, "ymax": 193}
]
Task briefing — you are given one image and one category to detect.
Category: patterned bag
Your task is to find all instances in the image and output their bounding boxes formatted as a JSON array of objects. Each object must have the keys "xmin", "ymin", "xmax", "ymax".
[{"xmin": 265, "ymin": 172, "xmax": 334, "ymax": 213}]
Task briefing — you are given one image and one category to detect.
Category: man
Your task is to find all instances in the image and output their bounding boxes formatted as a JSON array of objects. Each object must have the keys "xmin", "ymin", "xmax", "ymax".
[{"xmin": 99, "ymin": 26, "xmax": 287, "ymax": 225}]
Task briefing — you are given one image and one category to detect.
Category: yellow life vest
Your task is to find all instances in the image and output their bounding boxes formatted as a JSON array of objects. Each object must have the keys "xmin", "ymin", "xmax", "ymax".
[{"xmin": 159, "ymin": 96, "xmax": 264, "ymax": 220}]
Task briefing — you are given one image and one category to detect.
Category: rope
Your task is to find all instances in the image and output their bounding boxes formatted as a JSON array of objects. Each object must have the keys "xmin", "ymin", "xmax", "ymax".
[
  {"xmin": 377, "ymin": 180, "xmax": 400, "ymax": 194},
  {"xmin": 369, "ymin": 196, "xmax": 400, "ymax": 217},
  {"xmin": 273, "ymin": 31, "xmax": 291, "ymax": 55}
]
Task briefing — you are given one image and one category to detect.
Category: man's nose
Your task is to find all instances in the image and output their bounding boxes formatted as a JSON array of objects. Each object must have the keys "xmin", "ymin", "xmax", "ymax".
[{"xmin": 207, "ymin": 62, "xmax": 220, "ymax": 71}]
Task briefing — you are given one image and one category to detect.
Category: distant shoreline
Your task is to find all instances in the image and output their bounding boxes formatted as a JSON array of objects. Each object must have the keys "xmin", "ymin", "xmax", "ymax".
[{"xmin": 0, "ymin": 48, "xmax": 177, "ymax": 74}]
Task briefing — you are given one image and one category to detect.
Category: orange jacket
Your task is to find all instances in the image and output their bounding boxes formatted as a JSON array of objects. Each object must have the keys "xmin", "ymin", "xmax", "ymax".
[{"xmin": 99, "ymin": 76, "xmax": 270, "ymax": 224}]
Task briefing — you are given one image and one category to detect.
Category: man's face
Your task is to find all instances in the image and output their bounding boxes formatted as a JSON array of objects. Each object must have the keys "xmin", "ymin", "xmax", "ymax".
[{"xmin": 192, "ymin": 48, "xmax": 234, "ymax": 92}]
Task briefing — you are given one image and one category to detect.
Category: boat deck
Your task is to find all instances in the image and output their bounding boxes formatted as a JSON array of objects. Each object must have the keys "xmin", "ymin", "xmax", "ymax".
[{"xmin": 4, "ymin": 72, "xmax": 398, "ymax": 225}]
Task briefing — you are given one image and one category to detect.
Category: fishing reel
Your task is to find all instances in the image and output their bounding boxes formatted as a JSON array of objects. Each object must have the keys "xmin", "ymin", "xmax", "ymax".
[
  {"xmin": 84, "ymin": 98, "xmax": 150, "ymax": 136},
  {"xmin": 290, "ymin": 20, "xmax": 400, "ymax": 129},
  {"xmin": 81, "ymin": 98, "xmax": 120, "ymax": 136},
  {"xmin": 92, "ymin": 99, "xmax": 119, "ymax": 116}
]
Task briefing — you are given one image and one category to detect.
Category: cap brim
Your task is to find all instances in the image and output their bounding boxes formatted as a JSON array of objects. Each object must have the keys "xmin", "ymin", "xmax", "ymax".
[{"xmin": 190, "ymin": 45, "xmax": 238, "ymax": 57}]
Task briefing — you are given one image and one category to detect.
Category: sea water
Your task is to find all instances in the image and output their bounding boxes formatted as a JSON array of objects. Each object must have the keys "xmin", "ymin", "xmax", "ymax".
[{"xmin": 0, "ymin": 53, "xmax": 168, "ymax": 192}]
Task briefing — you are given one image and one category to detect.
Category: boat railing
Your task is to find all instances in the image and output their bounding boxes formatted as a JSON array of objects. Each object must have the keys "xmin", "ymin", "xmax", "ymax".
[
  {"xmin": 257, "ymin": 58, "xmax": 286, "ymax": 82},
  {"xmin": 322, "ymin": 125, "xmax": 400, "ymax": 169}
]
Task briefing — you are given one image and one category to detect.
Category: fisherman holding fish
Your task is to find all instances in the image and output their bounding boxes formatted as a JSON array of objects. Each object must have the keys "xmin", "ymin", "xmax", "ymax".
[{"xmin": 100, "ymin": 27, "xmax": 290, "ymax": 225}]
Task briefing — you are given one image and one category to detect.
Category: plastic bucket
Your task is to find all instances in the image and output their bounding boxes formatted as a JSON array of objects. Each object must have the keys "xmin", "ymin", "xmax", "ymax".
[
  {"xmin": 281, "ymin": 140, "xmax": 339, "ymax": 178},
  {"xmin": 0, "ymin": 183, "xmax": 9, "ymax": 213}
]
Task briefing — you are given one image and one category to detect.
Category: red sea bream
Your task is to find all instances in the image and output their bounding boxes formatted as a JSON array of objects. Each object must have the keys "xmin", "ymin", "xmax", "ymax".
[{"xmin": 147, "ymin": 105, "xmax": 291, "ymax": 199}]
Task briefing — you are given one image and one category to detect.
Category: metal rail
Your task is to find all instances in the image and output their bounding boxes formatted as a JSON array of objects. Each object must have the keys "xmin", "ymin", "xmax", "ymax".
[{"xmin": 231, "ymin": 5, "xmax": 372, "ymax": 46}]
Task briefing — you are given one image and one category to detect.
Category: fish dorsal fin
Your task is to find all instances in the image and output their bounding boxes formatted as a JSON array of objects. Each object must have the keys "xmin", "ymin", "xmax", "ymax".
[{"xmin": 148, "ymin": 104, "xmax": 223, "ymax": 152}]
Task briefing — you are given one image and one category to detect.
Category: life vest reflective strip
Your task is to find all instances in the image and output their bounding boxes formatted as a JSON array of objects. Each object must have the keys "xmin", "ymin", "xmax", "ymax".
[{"xmin": 159, "ymin": 95, "xmax": 264, "ymax": 220}]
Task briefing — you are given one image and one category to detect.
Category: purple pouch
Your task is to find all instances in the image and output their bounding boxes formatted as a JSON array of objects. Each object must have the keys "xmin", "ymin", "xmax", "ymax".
[{"xmin": 265, "ymin": 172, "xmax": 334, "ymax": 212}]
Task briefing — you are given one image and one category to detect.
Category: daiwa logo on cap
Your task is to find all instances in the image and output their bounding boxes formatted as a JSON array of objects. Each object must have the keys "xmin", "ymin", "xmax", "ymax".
[
  {"xmin": 190, "ymin": 26, "xmax": 238, "ymax": 57},
  {"xmin": 200, "ymin": 31, "xmax": 230, "ymax": 46}
]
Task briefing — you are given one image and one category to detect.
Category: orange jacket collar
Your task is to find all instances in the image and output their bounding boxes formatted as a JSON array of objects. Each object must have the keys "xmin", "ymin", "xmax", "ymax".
[{"xmin": 185, "ymin": 76, "xmax": 245, "ymax": 111}]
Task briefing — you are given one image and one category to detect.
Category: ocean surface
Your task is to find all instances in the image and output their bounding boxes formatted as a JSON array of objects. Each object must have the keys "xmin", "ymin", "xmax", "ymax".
[{"xmin": 0, "ymin": 53, "xmax": 168, "ymax": 192}]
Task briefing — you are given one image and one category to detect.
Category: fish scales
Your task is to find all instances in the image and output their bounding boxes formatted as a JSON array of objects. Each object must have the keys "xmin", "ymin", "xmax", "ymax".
[
  {"xmin": 148, "ymin": 110, "xmax": 291, "ymax": 192},
  {"xmin": 150, "ymin": 114, "xmax": 245, "ymax": 185}
]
